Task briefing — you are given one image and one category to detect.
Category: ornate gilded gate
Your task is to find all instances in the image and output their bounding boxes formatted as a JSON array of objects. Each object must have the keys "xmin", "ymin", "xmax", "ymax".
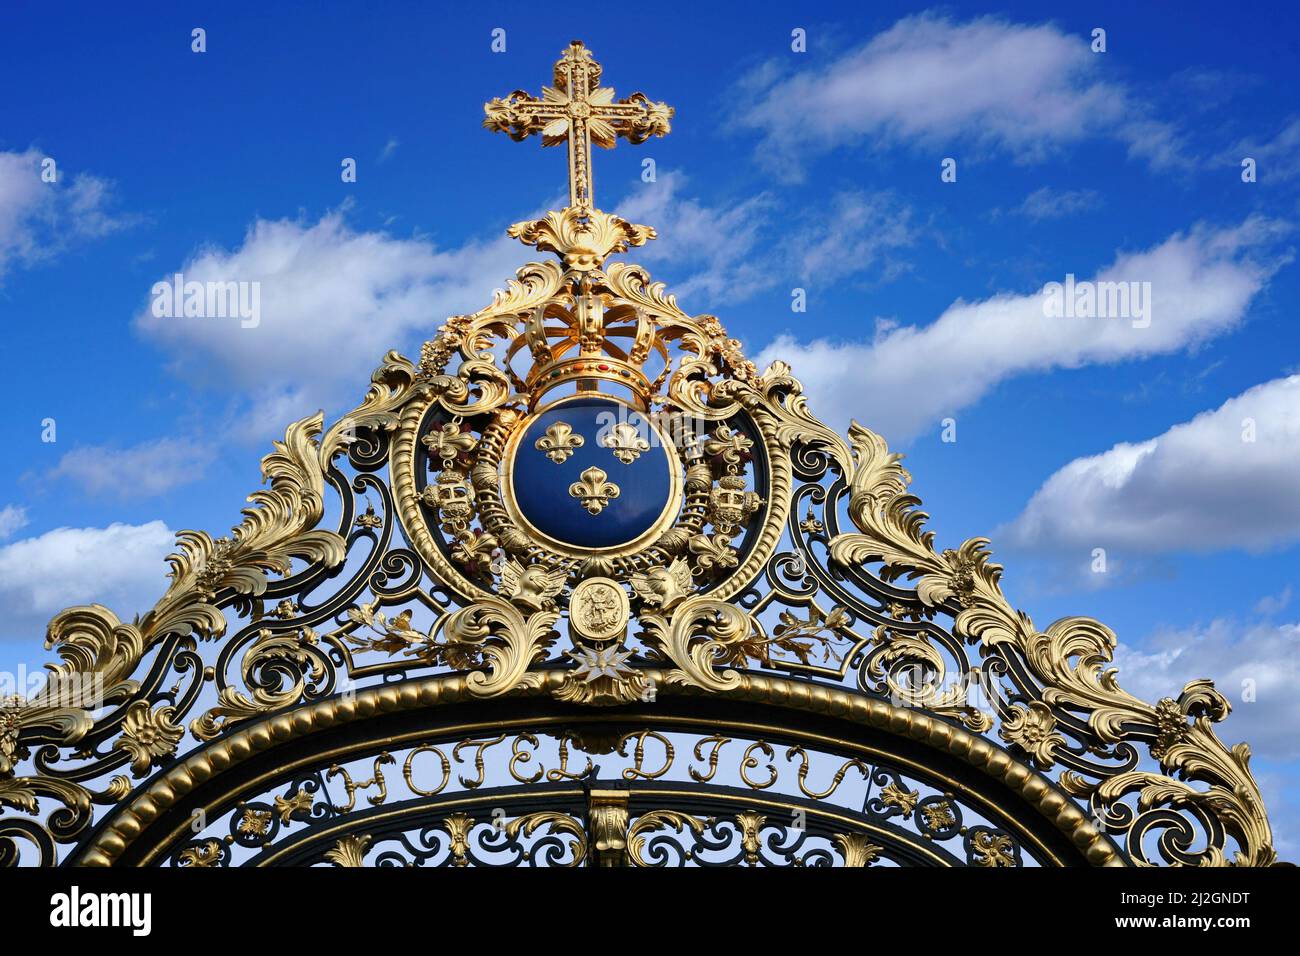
[{"xmin": 0, "ymin": 42, "xmax": 1277, "ymax": 868}]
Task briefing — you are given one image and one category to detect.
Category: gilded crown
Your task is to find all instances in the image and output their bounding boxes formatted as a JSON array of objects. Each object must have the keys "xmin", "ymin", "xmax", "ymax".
[
  {"xmin": 504, "ymin": 286, "xmax": 668, "ymax": 410},
  {"xmin": 481, "ymin": 41, "xmax": 678, "ymax": 411}
]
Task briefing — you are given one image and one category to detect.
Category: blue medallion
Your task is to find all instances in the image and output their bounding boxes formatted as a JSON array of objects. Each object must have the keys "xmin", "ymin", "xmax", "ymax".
[{"xmin": 507, "ymin": 396, "xmax": 679, "ymax": 551}]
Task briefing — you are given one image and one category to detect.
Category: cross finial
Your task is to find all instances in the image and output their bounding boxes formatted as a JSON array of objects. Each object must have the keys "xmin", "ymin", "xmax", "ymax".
[{"xmin": 484, "ymin": 41, "xmax": 674, "ymax": 212}]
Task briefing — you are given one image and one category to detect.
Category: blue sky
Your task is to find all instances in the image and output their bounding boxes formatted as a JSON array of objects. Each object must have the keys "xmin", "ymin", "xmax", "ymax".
[{"xmin": 1, "ymin": 1, "xmax": 1298, "ymax": 853}]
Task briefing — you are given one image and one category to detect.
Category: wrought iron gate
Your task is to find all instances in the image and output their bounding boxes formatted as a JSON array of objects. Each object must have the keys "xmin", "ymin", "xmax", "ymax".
[{"xmin": 0, "ymin": 41, "xmax": 1276, "ymax": 868}]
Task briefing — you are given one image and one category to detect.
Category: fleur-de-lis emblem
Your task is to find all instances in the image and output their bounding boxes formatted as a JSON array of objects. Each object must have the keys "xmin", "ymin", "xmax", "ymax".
[
  {"xmin": 703, "ymin": 425, "xmax": 753, "ymax": 468},
  {"xmin": 536, "ymin": 421, "xmax": 584, "ymax": 463},
  {"xmin": 451, "ymin": 529, "xmax": 499, "ymax": 570},
  {"xmin": 569, "ymin": 466, "xmax": 620, "ymax": 515},
  {"xmin": 601, "ymin": 422, "xmax": 651, "ymax": 463},
  {"xmin": 422, "ymin": 422, "xmax": 477, "ymax": 463},
  {"xmin": 687, "ymin": 532, "xmax": 739, "ymax": 572}
]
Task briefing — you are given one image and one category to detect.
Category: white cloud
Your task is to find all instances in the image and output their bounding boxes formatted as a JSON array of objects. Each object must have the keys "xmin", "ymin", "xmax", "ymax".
[
  {"xmin": 1251, "ymin": 768, "xmax": 1300, "ymax": 862},
  {"xmin": 1001, "ymin": 375, "xmax": 1300, "ymax": 555},
  {"xmin": 0, "ymin": 148, "xmax": 132, "ymax": 281},
  {"xmin": 0, "ymin": 521, "xmax": 174, "ymax": 643},
  {"xmin": 1255, "ymin": 586, "xmax": 1293, "ymax": 617},
  {"xmin": 0, "ymin": 505, "xmax": 28, "ymax": 540},
  {"xmin": 1009, "ymin": 186, "xmax": 1101, "ymax": 222},
  {"xmin": 134, "ymin": 210, "xmax": 536, "ymax": 440},
  {"xmin": 1231, "ymin": 117, "xmax": 1300, "ymax": 183},
  {"xmin": 133, "ymin": 181, "xmax": 911, "ymax": 439},
  {"xmin": 792, "ymin": 191, "xmax": 918, "ymax": 284},
  {"xmin": 616, "ymin": 174, "xmax": 916, "ymax": 303},
  {"xmin": 1114, "ymin": 619, "xmax": 1300, "ymax": 761},
  {"xmin": 48, "ymin": 438, "xmax": 215, "ymax": 498},
  {"xmin": 757, "ymin": 217, "xmax": 1286, "ymax": 440},
  {"xmin": 616, "ymin": 171, "xmax": 778, "ymax": 303},
  {"xmin": 734, "ymin": 13, "xmax": 1185, "ymax": 180}
]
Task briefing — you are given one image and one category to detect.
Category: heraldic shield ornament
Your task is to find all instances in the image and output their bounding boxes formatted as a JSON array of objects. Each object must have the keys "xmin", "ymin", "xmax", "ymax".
[
  {"xmin": 505, "ymin": 395, "xmax": 683, "ymax": 553},
  {"xmin": 0, "ymin": 40, "xmax": 1281, "ymax": 869}
]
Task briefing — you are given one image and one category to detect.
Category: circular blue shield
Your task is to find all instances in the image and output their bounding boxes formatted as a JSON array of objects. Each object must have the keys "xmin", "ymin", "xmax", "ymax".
[{"xmin": 506, "ymin": 396, "xmax": 680, "ymax": 552}]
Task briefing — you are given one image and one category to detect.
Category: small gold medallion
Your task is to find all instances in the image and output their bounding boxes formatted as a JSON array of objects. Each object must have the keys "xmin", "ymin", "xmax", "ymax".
[{"xmin": 569, "ymin": 577, "xmax": 630, "ymax": 643}]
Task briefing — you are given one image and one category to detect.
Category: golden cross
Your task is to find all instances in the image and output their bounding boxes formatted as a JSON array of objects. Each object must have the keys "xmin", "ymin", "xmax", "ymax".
[{"xmin": 484, "ymin": 40, "xmax": 673, "ymax": 211}]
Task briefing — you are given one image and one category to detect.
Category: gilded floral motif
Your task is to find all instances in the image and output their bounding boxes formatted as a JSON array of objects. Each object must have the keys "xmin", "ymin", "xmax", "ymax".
[{"xmin": 113, "ymin": 700, "xmax": 183, "ymax": 776}]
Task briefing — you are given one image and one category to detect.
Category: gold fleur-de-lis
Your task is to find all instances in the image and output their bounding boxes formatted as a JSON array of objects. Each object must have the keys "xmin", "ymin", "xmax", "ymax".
[
  {"xmin": 601, "ymin": 422, "xmax": 651, "ymax": 463},
  {"xmin": 703, "ymin": 425, "xmax": 753, "ymax": 468},
  {"xmin": 569, "ymin": 466, "xmax": 620, "ymax": 515},
  {"xmin": 422, "ymin": 422, "xmax": 478, "ymax": 463},
  {"xmin": 536, "ymin": 421, "xmax": 584, "ymax": 463}
]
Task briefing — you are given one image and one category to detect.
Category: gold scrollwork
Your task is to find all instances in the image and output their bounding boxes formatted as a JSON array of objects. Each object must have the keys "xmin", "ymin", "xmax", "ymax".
[
  {"xmin": 627, "ymin": 810, "xmax": 706, "ymax": 867},
  {"xmin": 444, "ymin": 597, "xmax": 560, "ymax": 698},
  {"xmin": 640, "ymin": 596, "xmax": 751, "ymax": 693},
  {"xmin": 0, "ymin": 41, "xmax": 1276, "ymax": 872},
  {"xmin": 2, "ymin": 412, "xmax": 345, "ymax": 842},
  {"xmin": 192, "ymin": 626, "xmax": 327, "ymax": 742},
  {"xmin": 506, "ymin": 812, "xmax": 587, "ymax": 866},
  {"xmin": 828, "ymin": 422, "xmax": 1276, "ymax": 866}
]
